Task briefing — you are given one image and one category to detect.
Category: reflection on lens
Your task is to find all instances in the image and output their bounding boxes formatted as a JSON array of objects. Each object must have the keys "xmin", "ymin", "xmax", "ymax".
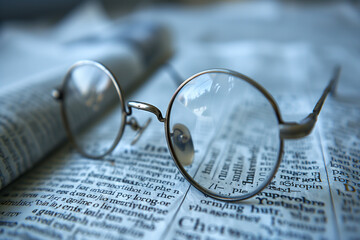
[
  {"xmin": 168, "ymin": 71, "xmax": 281, "ymax": 199},
  {"xmin": 63, "ymin": 62, "xmax": 125, "ymax": 158}
]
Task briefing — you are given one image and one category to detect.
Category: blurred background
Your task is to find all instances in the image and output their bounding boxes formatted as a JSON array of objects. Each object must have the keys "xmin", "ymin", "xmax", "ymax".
[
  {"xmin": 1, "ymin": 0, "xmax": 360, "ymax": 95},
  {"xmin": 1, "ymin": 0, "xmax": 360, "ymax": 20}
]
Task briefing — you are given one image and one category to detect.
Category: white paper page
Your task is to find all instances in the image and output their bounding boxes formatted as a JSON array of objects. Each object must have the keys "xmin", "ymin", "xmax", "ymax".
[{"xmin": 318, "ymin": 98, "xmax": 360, "ymax": 239}]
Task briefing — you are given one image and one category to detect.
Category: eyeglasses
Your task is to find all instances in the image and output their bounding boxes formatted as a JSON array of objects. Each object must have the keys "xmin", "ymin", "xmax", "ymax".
[{"xmin": 53, "ymin": 60, "xmax": 340, "ymax": 202}]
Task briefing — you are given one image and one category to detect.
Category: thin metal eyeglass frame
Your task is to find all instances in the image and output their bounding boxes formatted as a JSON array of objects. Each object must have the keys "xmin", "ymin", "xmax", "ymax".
[
  {"xmin": 53, "ymin": 60, "xmax": 340, "ymax": 202},
  {"xmin": 56, "ymin": 61, "xmax": 127, "ymax": 159}
]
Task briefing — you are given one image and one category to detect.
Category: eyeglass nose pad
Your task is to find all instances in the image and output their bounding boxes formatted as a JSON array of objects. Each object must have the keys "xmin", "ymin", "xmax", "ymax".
[{"xmin": 171, "ymin": 123, "xmax": 194, "ymax": 166}]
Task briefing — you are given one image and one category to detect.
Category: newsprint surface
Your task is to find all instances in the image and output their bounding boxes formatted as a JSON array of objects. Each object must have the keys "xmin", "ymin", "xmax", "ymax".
[
  {"xmin": 1, "ymin": 2, "xmax": 360, "ymax": 240},
  {"xmin": 0, "ymin": 41, "xmax": 359, "ymax": 240}
]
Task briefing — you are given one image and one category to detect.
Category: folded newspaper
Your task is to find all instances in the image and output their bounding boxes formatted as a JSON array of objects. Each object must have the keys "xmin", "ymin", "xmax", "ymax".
[{"xmin": 0, "ymin": 2, "xmax": 359, "ymax": 240}]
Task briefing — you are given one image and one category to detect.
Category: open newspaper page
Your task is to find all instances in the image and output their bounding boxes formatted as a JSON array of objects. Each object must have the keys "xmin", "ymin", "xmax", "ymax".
[
  {"xmin": 0, "ymin": 41, "xmax": 359, "ymax": 239},
  {"xmin": 319, "ymin": 98, "xmax": 360, "ymax": 240}
]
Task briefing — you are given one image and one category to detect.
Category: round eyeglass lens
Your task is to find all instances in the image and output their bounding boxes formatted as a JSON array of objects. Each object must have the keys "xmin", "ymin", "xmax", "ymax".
[
  {"xmin": 62, "ymin": 62, "xmax": 125, "ymax": 158},
  {"xmin": 168, "ymin": 71, "xmax": 281, "ymax": 199}
]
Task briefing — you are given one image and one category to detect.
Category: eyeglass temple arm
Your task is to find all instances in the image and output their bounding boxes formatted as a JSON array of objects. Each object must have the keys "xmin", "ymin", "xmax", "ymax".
[
  {"xmin": 165, "ymin": 64, "xmax": 185, "ymax": 86},
  {"xmin": 280, "ymin": 66, "xmax": 341, "ymax": 140}
]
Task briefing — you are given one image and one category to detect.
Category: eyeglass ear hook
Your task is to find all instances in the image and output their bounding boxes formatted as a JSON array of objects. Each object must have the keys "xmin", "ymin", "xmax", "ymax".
[{"xmin": 126, "ymin": 117, "xmax": 152, "ymax": 145}]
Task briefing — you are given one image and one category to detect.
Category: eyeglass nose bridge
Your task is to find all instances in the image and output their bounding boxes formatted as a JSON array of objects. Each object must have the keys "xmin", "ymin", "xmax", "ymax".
[{"xmin": 127, "ymin": 101, "xmax": 165, "ymax": 122}]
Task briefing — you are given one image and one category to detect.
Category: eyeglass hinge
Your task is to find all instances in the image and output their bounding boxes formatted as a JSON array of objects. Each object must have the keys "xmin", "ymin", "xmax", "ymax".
[
  {"xmin": 52, "ymin": 88, "xmax": 63, "ymax": 101},
  {"xmin": 279, "ymin": 113, "xmax": 317, "ymax": 139}
]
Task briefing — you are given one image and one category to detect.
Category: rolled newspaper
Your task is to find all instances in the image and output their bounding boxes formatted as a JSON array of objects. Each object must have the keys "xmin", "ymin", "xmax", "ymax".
[{"xmin": 0, "ymin": 21, "xmax": 172, "ymax": 189}]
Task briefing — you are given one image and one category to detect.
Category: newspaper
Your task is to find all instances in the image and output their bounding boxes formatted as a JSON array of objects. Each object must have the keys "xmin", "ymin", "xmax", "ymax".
[
  {"xmin": 0, "ymin": 40, "xmax": 359, "ymax": 239},
  {"xmin": 0, "ymin": 11, "xmax": 171, "ymax": 190},
  {"xmin": 0, "ymin": 2, "xmax": 359, "ymax": 240}
]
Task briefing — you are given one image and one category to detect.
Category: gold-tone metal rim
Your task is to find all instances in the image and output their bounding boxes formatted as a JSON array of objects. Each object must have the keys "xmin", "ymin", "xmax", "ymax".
[
  {"xmin": 164, "ymin": 69, "xmax": 284, "ymax": 202},
  {"xmin": 60, "ymin": 60, "xmax": 127, "ymax": 159}
]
